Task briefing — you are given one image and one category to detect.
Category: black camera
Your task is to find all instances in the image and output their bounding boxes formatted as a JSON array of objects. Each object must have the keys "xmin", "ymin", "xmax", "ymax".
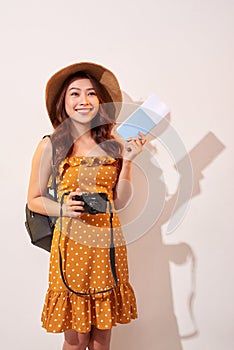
[{"xmin": 72, "ymin": 193, "xmax": 108, "ymax": 215}]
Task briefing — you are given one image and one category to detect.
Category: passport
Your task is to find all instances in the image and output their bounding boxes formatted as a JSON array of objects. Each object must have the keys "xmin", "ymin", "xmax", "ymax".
[{"xmin": 117, "ymin": 93, "xmax": 170, "ymax": 140}]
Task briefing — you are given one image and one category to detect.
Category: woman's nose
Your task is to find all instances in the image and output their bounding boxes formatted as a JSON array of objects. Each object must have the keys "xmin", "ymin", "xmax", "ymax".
[{"xmin": 79, "ymin": 93, "xmax": 89, "ymax": 105}]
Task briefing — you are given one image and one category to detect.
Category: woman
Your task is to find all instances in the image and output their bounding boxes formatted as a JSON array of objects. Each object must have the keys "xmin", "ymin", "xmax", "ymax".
[{"xmin": 27, "ymin": 62, "xmax": 146, "ymax": 350}]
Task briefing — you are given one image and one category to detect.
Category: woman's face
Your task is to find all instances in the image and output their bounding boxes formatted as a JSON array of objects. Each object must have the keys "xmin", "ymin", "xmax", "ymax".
[{"xmin": 65, "ymin": 78, "xmax": 100, "ymax": 125}]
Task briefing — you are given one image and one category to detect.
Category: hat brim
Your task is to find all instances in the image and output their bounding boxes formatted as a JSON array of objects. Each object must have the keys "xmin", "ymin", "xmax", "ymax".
[{"xmin": 46, "ymin": 62, "xmax": 122, "ymax": 125}]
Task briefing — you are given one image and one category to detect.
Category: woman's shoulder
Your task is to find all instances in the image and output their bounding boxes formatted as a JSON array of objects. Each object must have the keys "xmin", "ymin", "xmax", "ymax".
[
  {"xmin": 32, "ymin": 135, "xmax": 53, "ymax": 162},
  {"xmin": 38, "ymin": 135, "xmax": 52, "ymax": 149}
]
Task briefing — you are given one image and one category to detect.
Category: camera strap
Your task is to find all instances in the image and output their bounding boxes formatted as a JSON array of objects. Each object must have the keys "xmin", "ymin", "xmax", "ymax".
[
  {"xmin": 58, "ymin": 192, "xmax": 118, "ymax": 296},
  {"xmin": 108, "ymin": 200, "xmax": 118, "ymax": 286}
]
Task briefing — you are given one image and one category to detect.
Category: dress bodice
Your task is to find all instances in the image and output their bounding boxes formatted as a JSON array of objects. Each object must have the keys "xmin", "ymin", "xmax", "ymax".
[{"xmin": 57, "ymin": 156, "xmax": 119, "ymax": 201}]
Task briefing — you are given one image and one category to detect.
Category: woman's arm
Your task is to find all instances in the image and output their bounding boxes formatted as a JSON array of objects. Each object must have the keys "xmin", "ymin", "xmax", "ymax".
[
  {"xmin": 114, "ymin": 132, "xmax": 146, "ymax": 210},
  {"xmin": 114, "ymin": 159, "xmax": 133, "ymax": 210},
  {"xmin": 27, "ymin": 137, "xmax": 60, "ymax": 216},
  {"xmin": 27, "ymin": 137, "xmax": 84, "ymax": 218}
]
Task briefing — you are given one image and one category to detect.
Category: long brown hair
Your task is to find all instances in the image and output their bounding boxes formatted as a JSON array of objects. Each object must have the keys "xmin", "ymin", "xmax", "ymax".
[{"xmin": 50, "ymin": 72, "xmax": 123, "ymax": 176}]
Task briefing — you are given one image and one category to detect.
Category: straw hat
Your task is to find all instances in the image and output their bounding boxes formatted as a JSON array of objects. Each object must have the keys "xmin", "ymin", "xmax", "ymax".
[{"xmin": 45, "ymin": 62, "xmax": 122, "ymax": 126}]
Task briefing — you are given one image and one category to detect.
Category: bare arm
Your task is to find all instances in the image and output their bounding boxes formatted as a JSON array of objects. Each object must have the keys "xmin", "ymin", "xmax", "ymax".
[
  {"xmin": 27, "ymin": 137, "xmax": 84, "ymax": 218},
  {"xmin": 27, "ymin": 137, "xmax": 58, "ymax": 215},
  {"xmin": 114, "ymin": 159, "xmax": 133, "ymax": 210},
  {"xmin": 114, "ymin": 132, "xmax": 146, "ymax": 210}
]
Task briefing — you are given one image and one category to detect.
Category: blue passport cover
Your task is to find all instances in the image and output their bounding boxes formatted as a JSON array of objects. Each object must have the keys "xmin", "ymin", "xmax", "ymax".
[
  {"xmin": 117, "ymin": 108, "xmax": 162, "ymax": 140},
  {"xmin": 117, "ymin": 94, "xmax": 169, "ymax": 140}
]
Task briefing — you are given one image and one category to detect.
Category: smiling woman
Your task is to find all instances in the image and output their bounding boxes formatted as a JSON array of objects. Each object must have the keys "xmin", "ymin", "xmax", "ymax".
[{"xmin": 26, "ymin": 62, "xmax": 146, "ymax": 350}]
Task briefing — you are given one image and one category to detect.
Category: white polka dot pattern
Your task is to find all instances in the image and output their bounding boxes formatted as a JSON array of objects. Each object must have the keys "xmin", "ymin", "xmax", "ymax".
[{"xmin": 41, "ymin": 156, "xmax": 138, "ymax": 333}]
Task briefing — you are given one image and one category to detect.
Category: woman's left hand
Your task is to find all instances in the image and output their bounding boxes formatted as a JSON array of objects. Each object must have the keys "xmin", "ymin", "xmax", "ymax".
[{"xmin": 123, "ymin": 132, "xmax": 147, "ymax": 161}]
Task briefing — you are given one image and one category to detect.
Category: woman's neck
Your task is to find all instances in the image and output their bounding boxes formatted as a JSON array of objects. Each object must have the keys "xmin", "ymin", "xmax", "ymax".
[
  {"xmin": 70, "ymin": 120, "xmax": 108, "ymax": 157},
  {"xmin": 72, "ymin": 134, "xmax": 109, "ymax": 157},
  {"xmin": 70, "ymin": 119, "xmax": 92, "ymax": 139},
  {"xmin": 71, "ymin": 132, "xmax": 95, "ymax": 156}
]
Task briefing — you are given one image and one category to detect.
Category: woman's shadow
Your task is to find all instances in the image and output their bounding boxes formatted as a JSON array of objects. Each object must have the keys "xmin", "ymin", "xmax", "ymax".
[{"xmin": 111, "ymin": 92, "xmax": 225, "ymax": 350}]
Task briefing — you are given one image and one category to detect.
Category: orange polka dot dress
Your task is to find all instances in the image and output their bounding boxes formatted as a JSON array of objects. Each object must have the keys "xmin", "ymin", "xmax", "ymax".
[{"xmin": 41, "ymin": 156, "xmax": 138, "ymax": 333}]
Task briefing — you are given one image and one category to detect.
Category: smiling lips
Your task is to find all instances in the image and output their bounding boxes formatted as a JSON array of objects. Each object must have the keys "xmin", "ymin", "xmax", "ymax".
[{"xmin": 75, "ymin": 108, "xmax": 93, "ymax": 114}]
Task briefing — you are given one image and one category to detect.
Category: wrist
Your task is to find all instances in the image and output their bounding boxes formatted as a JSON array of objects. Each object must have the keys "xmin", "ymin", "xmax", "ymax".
[
  {"xmin": 122, "ymin": 158, "xmax": 133, "ymax": 166},
  {"xmin": 61, "ymin": 203, "xmax": 68, "ymax": 217}
]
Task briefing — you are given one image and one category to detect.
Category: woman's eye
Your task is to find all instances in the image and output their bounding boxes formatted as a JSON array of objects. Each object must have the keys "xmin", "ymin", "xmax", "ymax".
[{"xmin": 70, "ymin": 91, "xmax": 96, "ymax": 97}]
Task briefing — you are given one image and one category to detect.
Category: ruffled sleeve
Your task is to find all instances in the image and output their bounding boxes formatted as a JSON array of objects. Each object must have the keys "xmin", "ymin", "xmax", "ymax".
[{"xmin": 59, "ymin": 155, "xmax": 117, "ymax": 172}]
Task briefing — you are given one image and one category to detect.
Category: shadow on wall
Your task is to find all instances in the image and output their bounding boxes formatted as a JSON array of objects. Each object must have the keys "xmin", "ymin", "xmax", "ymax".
[{"xmin": 111, "ymin": 92, "xmax": 225, "ymax": 350}]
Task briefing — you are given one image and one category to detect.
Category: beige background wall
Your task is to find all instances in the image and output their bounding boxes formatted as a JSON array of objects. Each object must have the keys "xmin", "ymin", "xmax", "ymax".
[{"xmin": 0, "ymin": 0, "xmax": 233, "ymax": 349}]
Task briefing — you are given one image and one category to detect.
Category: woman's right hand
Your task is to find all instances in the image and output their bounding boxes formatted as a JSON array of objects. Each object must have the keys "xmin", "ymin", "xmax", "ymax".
[{"xmin": 62, "ymin": 189, "xmax": 84, "ymax": 218}]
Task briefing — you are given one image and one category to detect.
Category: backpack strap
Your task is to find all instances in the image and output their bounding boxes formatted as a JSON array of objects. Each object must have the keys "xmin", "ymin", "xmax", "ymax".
[{"xmin": 43, "ymin": 135, "xmax": 57, "ymax": 201}]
